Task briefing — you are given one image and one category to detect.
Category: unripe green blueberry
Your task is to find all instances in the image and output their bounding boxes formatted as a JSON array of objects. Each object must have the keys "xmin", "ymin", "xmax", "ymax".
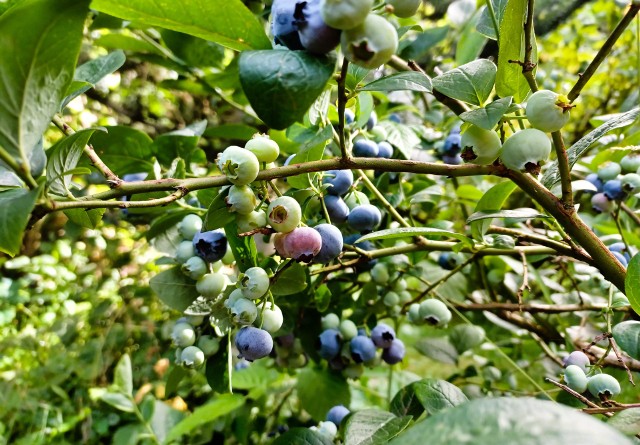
[
  {"xmin": 621, "ymin": 173, "xmax": 640, "ymax": 192},
  {"xmin": 322, "ymin": 313, "xmax": 341, "ymax": 330},
  {"xmin": 587, "ymin": 373, "xmax": 621, "ymax": 399},
  {"xmin": 341, "ymin": 14, "xmax": 398, "ymax": 70},
  {"xmin": 175, "ymin": 240, "xmax": 196, "ymax": 264},
  {"xmin": 245, "ymin": 135, "xmax": 280, "ymax": 163},
  {"xmin": 217, "ymin": 146, "xmax": 260, "ymax": 185},
  {"xmin": 320, "ymin": 0, "xmax": 373, "ymax": 30},
  {"xmin": 196, "ymin": 273, "xmax": 227, "ymax": 299},
  {"xmin": 197, "ymin": 335, "xmax": 221, "ymax": 357},
  {"xmin": 370, "ymin": 125, "xmax": 388, "ymax": 142},
  {"xmin": 343, "ymin": 363, "xmax": 364, "ymax": 379},
  {"xmin": 620, "ymin": 153, "xmax": 640, "ymax": 173},
  {"xmin": 419, "ymin": 299, "xmax": 452, "ymax": 327},
  {"xmin": 226, "ymin": 185, "xmax": 258, "ymax": 215},
  {"xmin": 393, "ymin": 278, "xmax": 407, "ymax": 292},
  {"xmin": 238, "ymin": 266, "xmax": 270, "ymax": 300},
  {"xmin": 185, "ymin": 315, "xmax": 204, "ymax": 326},
  {"xmin": 268, "ymin": 196, "xmax": 302, "ymax": 233},
  {"xmin": 231, "ymin": 298, "xmax": 258, "ymax": 325},
  {"xmin": 564, "ymin": 365, "xmax": 588, "ymax": 393},
  {"xmin": 260, "ymin": 303, "xmax": 283, "ymax": 333},
  {"xmin": 525, "ymin": 90, "xmax": 572, "ymax": 133},
  {"xmin": 182, "ymin": 256, "xmax": 208, "ymax": 280},
  {"xmin": 408, "ymin": 303, "xmax": 422, "ymax": 323},
  {"xmin": 460, "ymin": 125, "xmax": 502, "ymax": 165},
  {"xmin": 178, "ymin": 214, "xmax": 203, "ymax": 240},
  {"xmin": 316, "ymin": 421, "xmax": 338, "ymax": 440},
  {"xmin": 500, "ymin": 129, "xmax": 552, "ymax": 174},
  {"xmin": 179, "ymin": 345, "xmax": 206, "ymax": 369},
  {"xmin": 387, "ymin": 0, "xmax": 421, "ymax": 17},
  {"xmin": 398, "ymin": 290, "xmax": 412, "ymax": 304},
  {"xmin": 344, "ymin": 191, "xmax": 370, "ymax": 209},
  {"xmin": 237, "ymin": 210, "xmax": 267, "ymax": 233},
  {"xmin": 222, "ymin": 245, "xmax": 235, "ymax": 265},
  {"xmin": 225, "ymin": 288, "xmax": 246, "ymax": 309},
  {"xmin": 370, "ymin": 263, "xmax": 390, "ymax": 284},
  {"xmin": 383, "ymin": 291, "xmax": 400, "ymax": 307},
  {"xmin": 339, "ymin": 319, "xmax": 358, "ymax": 340},
  {"xmin": 171, "ymin": 322, "xmax": 196, "ymax": 347},
  {"xmin": 597, "ymin": 162, "xmax": 621, "ymax": 181}
]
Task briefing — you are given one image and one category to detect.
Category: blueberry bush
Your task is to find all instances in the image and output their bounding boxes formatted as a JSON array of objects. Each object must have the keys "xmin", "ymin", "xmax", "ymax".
[{"xmin": 2, "ymin": 0, "xmax": 640, "ymax": 443}]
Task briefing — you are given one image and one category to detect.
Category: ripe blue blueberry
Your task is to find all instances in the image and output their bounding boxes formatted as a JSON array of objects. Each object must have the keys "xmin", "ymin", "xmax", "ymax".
[
  {"xmin": 343, "ymin": 234, "xmax": 378, "ymax": 270},
  {"xmin": 314, "ymin": 223, "xmax": 344, "ymax": 263},
  {"xmin": 377, "ymin": 141, "xmax": 393, "ymax": 158},
  {"xmin": 353, "ymin": 138, "xmax": 379, "ymax": 157},
  {"xmin": 318, "ymin": 328, "xmax": 342, "ymax": 359},
  {"xmin": 441, "ymin": 131, "xmax": 462, "ymax": 156},
  {"xmin": 603, "ymin": 179, "xmax": 625, "ymax": 200},
  {"xmin": 122, "ymin": 172, "xmax": 147, "ymax": 182},
  {"xmin": 271, "ymin": 0, "xmax": 304, "ymax": 50},
  {"xmin": 296, "ymin": 0, "xmax": 341, "ymax": 54},
  {"xmin": 371, "ymin": 323, "xmax": 396, "ymax": 348},
  {"xmin": 323, "ymin": 169, "xmax": 354, "ymax": 196},
  {"xmin": 437, "ymin": 252, "xmax": 464, "ymax": 270},
  {"xmin": 442, "ymin": 154, "xmax": 463, "ymax": 165},
  {"xmin": 608, "ymin": 242, "xmax": 630, "ymax": 262},
  {"xmin": 381, "ymin": 338, "xmax": 405, "ymax": 365},
  {"xmin": 350, "ymin": 335, "xmax": 377, "ymax": 363},
  {"xmin": 344, "ymin": 109, "xmax": 355, "ymax": 124},
  {"xmin": 585, "ymin": 173, "xmax": 603, "ymax": 193},
  {"xmin": 366, "ymin": 111, "xmax": 377, "ymax": 131},
  {"xmin": 347, "ymin": 204, "xmax": 382, "ymax": 232},
  {"xmin": 611, "ymin": 251, "xmax": 628, "ymax": 267},
  {"xmin": 235, "ymin": 326, "xmax": 274, "ymax": 361},
  {"xmin": 193, "ymin": 229, "xmax": 228, "ymax": 263},
  {"xmin": 324, "ymin": 195, "xmax": 350, "ymax": 224},
  {"xmin": 326, "ymin": 405, "xmax": 350, "ymax": 426},
  {"xmin": 563, "ymin": 350, "xmax": 590, "ymax": 372}
]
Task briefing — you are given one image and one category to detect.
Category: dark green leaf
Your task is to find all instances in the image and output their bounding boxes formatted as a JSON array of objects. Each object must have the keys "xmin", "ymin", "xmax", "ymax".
[
  {"xmin": 344, "ymin": 410, "xmax": 412, "ymax": 445},
  {"xmin": 389, "ymin": 397, "xmax": 633, "ymax": 445},
  {"xmin": 204, "ymin": 188, "xmax": 234, "ymax": 231},
  {"xmin": 297, "ymin": 368, "xmax": 350, "ymax": 421},
  {"xmin": 90, "ymin": 389, "xmax": 135, "ymax": 412},
  {"xmin": 627, "ymin": 254, "xmax": 640, "ymax": 317},
  {"xmin": 88, "ymin": 126, "xmax": 155, "ymax": 175},
  {"xmin": 224, "ymin": 220, "xmax": 258, "ymax": 273},
  {"xmin": 272, "ymin": 428, "xmax": 334, "ymax": 445},
  {"xmin": 270, "ymin": 262, "xmax": 308, "ymax": 296},
  {"xmin": 612, "ymin": 320, "xmax": 640, "ymax": 360},
  {"xmin": 356, "ymin": 228, "xmax": 472, "ymax": 247},
  {"xmin": 165, "ymin": 393, "xmax": 244, "ymax": 442},
  {"xmin": 314, "ymin": 284, "xmax": 332, "ymax": 312},
  {"xmin": 410, "ymin": 379, "xmax": 468, "ymax": 415},
  {"xmin": 62, "ymin": 51, "xmax": 126, "ymax": 108},
  {"xmin": 152, "ymin": 120, "xmax": 207, "ymax": 166},
  {"xmin": 0, "ymin": 0, "xmax": 89, "ymax": 163},
  {"xmin": 0, "ymin": 187, "xmax": 40, "ymax": 256},
  {"xmin": 477, "ymin": 0, "xmax": 509, "ymax": 39},
  {"xmin": 459, "ymin": 97, "xmax": 513, "ymax": 130},
  {"xmin": 147, "ymin": 210, "xmax": 191, "ymax": 241},
  {"xmin": 232, "ymin": 362, "xmax": 281, "ymax": 390},
  {"xmin": 432, "ymin": 59, "xmax": 497, "ymax": 106},
  {"xmin": 390, "ymin": 384, "xmax": 426, "ymax": 419},
  {"xmin": 399, "ymin": 26, "xmax": 449, "ymax": 61},
  {"xmin": 205, "ymin": 342, "xmax": 230, "ymax": 393},
  {"xmin": 47, "ymin": 129, "xmax": 104, "ymax": 196},
  {"xmin": 469, "ymin": 181, "xmax": 518, "ymax": 241},
  {"xmin": 161, "ymin": 30, "xmax": 226, "ymax": 68},
  {"xmin": 165, "ymin": 365, "xmax": 187, "ymax": 397},
  {"xmin": 239, "ymin": 50, "xmax": 336, "ymax": 130},
  {"xmin": 204, "ymin": 124, "xmax": 257, "ymax": 141},
  {"xmin": 149, "ymin": 266, "xmax": 199, "ymax": 312},
  {"xmin": 467, "ymin": 208, "xmax": 550, "ymax": 224},
  {"xmin": 449, "ymin": 325, "xmax": 485, "ymax": 354},
  {"xmin": 64, "ymin": 208, "xmax": 106, "ymax": 229},
  {"xmin": 113, "ymin": 424, "xmax": 145, "ymax": 445},
  {"xmin": 414, "ymin": 337, "xmax": 458, "ymax": 365},
  {"xmin": 90, "ymin": 0, "xmax": 270, "ymax": 51},
  {"xmin": 94, "ymin": 33, "xmax": 164, "ymax": 55},
  {"xmin": 360, "ymin": 72, "xmax": 432, "ymax": 93}
]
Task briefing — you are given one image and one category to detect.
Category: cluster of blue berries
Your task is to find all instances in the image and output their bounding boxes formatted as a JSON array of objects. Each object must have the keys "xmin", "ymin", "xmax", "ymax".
[{"xmin": 586, "ymin": 155, "xmax": 640, "ymax": 215}]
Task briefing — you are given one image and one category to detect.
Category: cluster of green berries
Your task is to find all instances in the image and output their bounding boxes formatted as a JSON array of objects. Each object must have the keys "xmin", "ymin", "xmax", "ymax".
[{"xmin": 562, "ymin": 350, "xmax": 621, "ymax": 400}]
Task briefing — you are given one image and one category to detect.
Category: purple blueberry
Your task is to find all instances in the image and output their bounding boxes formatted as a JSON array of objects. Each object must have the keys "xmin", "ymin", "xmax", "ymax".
[
  {"xmin": 350, "ymin": 335, "xmax": 377, "ymax": 363},
  {"xmin": 235, "ymin": 327, "xmax": 274, "ymax": 361},
  {"xmin": 313, "ymin": 223, "xmax": 344, "ymax": 264},
  {"xmin": 282, "ymin": 227, "xmax": 322, "ymax": 262},
  {"xmin": 603, "ymin": 179, "xmax": 625, "ymax": 200},
  {"xmin": 323, "ymin": 169, "xmax": 354, "ymax": 196},
  {"xmin": 318, "ymin": 328, "xmax": 342, "ymax": 359},
  {"xmin": 193, "ymin": 229, "xmax": 228, "ymax": 263},
  {"xmin": 295, "ymin": 0, "xmax": 341, "ymax": 54},
  {"xmin": 326, "ymin": 405, "xmax": 350, "ymax": 426},
  {"xmin": 324, "ymin": 195, "xmax": 350, "ymax": 224},
  {"xmin": 382, "ymin": 338, "xmax": 405, "ymax": 365},
  {"xmin": 377, "ymin": 141, "xmax": 393, "ymax": 158},
  {"xmin": 271, "ymin": 0, "xmax": 304, "ymax": 50},
  {"xmin": 585, "ymin": 173, "xmax": 603, "ymax": 193},
  {"xmin": 370, "ymin": 323, "xmax": 396, "ymax": 349},
  {"xmin": 347, "ymin": 204, "xmax": 382, "ymax": 232},
  {"xmin": 353, "ymin": 139, "xmax": 379, "ymax": 158},
  {"xmin": 591, "ymin": 193, "xmax": 614, "ymax": 213}
]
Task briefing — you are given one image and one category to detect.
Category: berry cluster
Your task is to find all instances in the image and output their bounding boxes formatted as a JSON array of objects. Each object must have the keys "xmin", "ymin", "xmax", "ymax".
[{"xmin": 561, "ymin": 350, "xmax": 621, "ymax": 400}]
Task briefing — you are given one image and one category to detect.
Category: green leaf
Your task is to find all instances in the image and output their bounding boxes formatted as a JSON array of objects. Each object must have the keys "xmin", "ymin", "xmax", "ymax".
[
  {"xmin": 495, "ymin": 0, "xmax": 533, "ymax": 102},
  {"xmin": 165, "ymin": 365, "xmax": 187, "ymax": 397},
  {"xmin": 224, "ymin": 220, "xmax": 258, "ymax": 273},
  {"xmin": 612, "ymin": 320, "xmax": 640, "ymax": 360},
  {"xmin": 64, "ymin": 208, "xmax": 106, "ymax": 229},
  {"xmin": 113, "ymin": 354, "xmax": 133, "ymax": 396},
  {"xmin": 432, "ymin": 59, "xmax": 497, "ymax": 106},
  {"xmin": 449, "ymin": 325, "xmax": 485, "ymax": 354},
  {"xmin": 459, "ymin": 97, "xmax": 513, "ymax": 130},
  {"xmin": 88, "ymin": 126, "xmax": 155, "ymax": 175},
  {"xmin": 271, "ymin": 262, "xmax": 309, "ymax": 296},
  {"xmin": 409, "ymin": 379, "xmax": 468, "ymax": 415},
  {"xmin": 469, "ymin": 181, "xmax": 518, "ymax": 241},
  {"xmin": 0, "ymin": 187, "xmax": 41, "ymax": 256},
  {"xmin": 467, "ymin": 208, "xmax": 550, "ymax": 224},
  {"xmin": 239, "ymin": 50, "xmax": 336, "ymax": 130},
  {"xmin": 47, "ymin": 129, "xmax": 104, "ymax": 196},
  {"xmin": 204, "ymin": 188, "xmax": 234, "ymax": 231},
  {"xmin": 204, "ymin": 124, "xmax": 258, "ymax": 141},
  {"xmin": 297, "ymin": 368, "xmax": 350, "ymax": 421},
  {"xmin": 414, "ymin": 337, "xmax": 458, "ymax": 365},
  {"xmin": 232, "ymin": 362, "xmax": 281, "ymax": 390},
  {"xmin": 0, "ymin": 0, "xmax": 89, "ymax": 165},
  {"xmin": 477, "ymin": 0, "xmax": 509, "ymax": 39},
  {"xmin": 356, "ymin": 228, "xmax": 472, "ymax": 247},
  {"xmin": 456, "ymin": 14, "xmax": 487, "ymax": 65},
  {"xmin": 390, "ymin": 384, "xmax": 427, "ymax": 419},
  {"xmin": 165, "ymin": 393, "xmax": 244, "ymax": 442},
  {"xmin": 344, "ymin": 410, "xmax": 412, "ymax": 445},
  {"xmin": 62, "ymin": 51, "xmax": 126, "ymax": 108},
  {"xmin": 627, "ymin": 254, "xmax": 640, "ymax": 316},
  {"xmin": 378, "ymin": 122, "xmax": 421, "ymax": 160},
  {"xmin": 359, "ymin": 72, "xmax": 432, "ymax": 93},
  {"xmin": 90, "ymin": 0, "xmax": 270, "ymax": 51},
  {"xmin": 389, "ymin": 397, "xmax": 633, "ymax": 445},
  {"xmin": 608, "ymin": 408, "xmax": 640, "ymax": 436},
  {"xmin": 89, "ymin": 388, "xmax": 135, "ymax": 412},
  {"xmin": 94, "ymin": 33, "xmax": 164, "ymax": 55},
  {"xmin": 542, "ymin": 108, "xmax": 640, "ymax": 188},
  {"xmin": 399, "ymin": 26, "xmax": 449, "ymax": 61},
  {"xmin": 272, "ymin": 428, "xmax": 334, "ymax": 445},
  {"xmin": 205, "ymin": 339, "xmax": 230, "ymax": 393},
  {"xmin": 149, "ymin": 266, "xmax": 199, "ymax": 312},
  {"xmin": 152, "ymin": 120, "xmax": 207, "ymax": 166},
  {"xmin": 314, "ymin": 284, "xmax": 332, "ymax": 312},
  {"xmin": 113, "ymin": 424, "xmax": 145, "ymax": 445}
]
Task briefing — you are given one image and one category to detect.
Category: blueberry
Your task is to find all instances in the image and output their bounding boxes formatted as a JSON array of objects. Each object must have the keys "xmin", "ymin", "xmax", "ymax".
[
  {"xmin": 587, "ymin": 373, "xmax": 621, "ymax": 399},
  {"xmin": 563, "ymin": 365, "xmax": 588, "ymax": 393},
  {"xmin": 603, "ymin": 179, "xmax": 625, "ymax": 200},
  {"xmin": 585, "ymin": 173, "xmax": 603, "ymax": 193},
  {"xmin": 178, "ymin": 214, "xmax": 203, "ymax": 240},
  {"xmin": 171, "ymin": 322, "xmax": 196, "ymax": 347},
  {"xmin": 282, "ymin": 227, "xmax": 323, "ymax": 262},
  {"xmin": 388, "ymin": 113, "xmax": 402, "ymax": 123},
  {"xmin": 268, "ymin": 196, "xmax": 302, "ymax": 233},
  {"xmin": 377, "ymin": 141, "xmax": 394, "ymax": 158},
  {"xmin": 318, "ymin": 328, "xmax": 342, "ymax": 359},
  {"xmin": 442, "ymin": 154, "xmax": 463, "ymax": 165},
  {"xmin": 353, "ymin": 139, "xmax": 379, "ymax": 157},
  {"xmin": 381, "ymin": 338, "xmax": 405, "ymax": 365},
  {"xmin": 197, "ymin": 335, "xmax": 221, "ymax": 357},
  {"xmin": 182, "ymin": 256, "xmax": 208, "ymax": 280},
  {"xmin": 345, "ymin": 109, "xmax": 355, "ymax": 124},
  {"xmin": 343, "ymin": 234, "xmax": 378, "ymax": 270},
  {"xmin": 324, "ymin": 195, "xmax": 350, "ymax": 224},
  {"xmin": 238, "ymin": 266, "xmax": 270, "ymax": 300},
  {"xmin": 216, "ymin": 146, "xmax": 260, "ymax": 186},
  {"xmin": 366, "ymin": 111, "xmax": 378, "ymax": 131},
  {"xmin": 347, "ymin": 204, "xmax": 382, "ymax": 232},
  {"xmin": 175, "ymin": 240, "xmax": 196, "ymax": 264},
  {"xmin": 235, "ymin": 327, "xmax": 274, "ymax": 361},
  {"xmin": 563, "ymin": 350, "xmax": 590, "ymax": 372},
  {"xmin": 193, "ymin": 229, "xmax": 228, "ymax": 263},
  {"xmin": 323, "ymin": 169, "xmax": 354, "ymax": 196},
  {"xmin": 419, "ymin": 299, "xmax": 452, "ymax": 327},
  {"xmin": 295, "ymin": 0, "xmax": 341, "ymax": 54},
  {"xmin": 611, "ymin": 251, "xmax": 628, "ymax": 267},
  {"xmin": 437, "ymin": 252, "xmax": 463, "ymax": 270},
  {"xmin": 608, "ymin": 242, "xmax": 630, "ymax": 261},
  {"xmin": 371, "ymin": 323, "xmax": 396, "ymax": 348},
  {"xmin": 314, "ymin": 223, "xmax": 344, "ymax": 263},
  {"xmin": 245, "ymin": 135, "xmax": 280, "ymax": 163},
  {"xmin": 235, "ymin": 359, "xmax": 251, "ymax": 370},
  {"xmin": 326, "ymin": 405, "xmax": 350, "ymax": 426},
  {"xmin": 591, "ymin": 192, "xmax": 614, "ymax": 213},
  {"xmin": 231, "ymin": 297, "xmax": 258, "ymax": 325},
  {"xmin": 178, "ymin": 346, "xmax": 206, "ymax": 369},
  {"xmin": 350, "ymin": 335, "xmax": 377, "ymax": 363},
  {"xmin": 196, "ymin": 272, "xmax": 227, "ymax": 299},
  {"xmin": 122, "ymin": 172, "xmax": 148, "ymax": 182},
  {"xmin": 321, "ymin": 313, "xmax": 341, "ymax": 330},
  {"xmin": 441, "ymin": 133, "xmax": 462, "ymax": 156},
  {"xmin": 597, "ymin": 162, "xmax": 621, "ymax": 181},
  {"xmin": 339, "ymin": 319, "xmax": 358, "ymax": 340},
  {"xmin": 271, "ymin": 0, "xmax": 304, "ymax": 50}
]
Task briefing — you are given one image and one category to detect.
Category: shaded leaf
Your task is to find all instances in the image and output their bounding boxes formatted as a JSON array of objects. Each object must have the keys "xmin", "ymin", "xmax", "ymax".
[
  {"xmin": 467, "ymin": 208, "xmax": 549, "ymax": 224},
  {"xmin": 0, "ymin": 187, "xmax": 41, "ymax": 256},
  {"xmin": 149, "ymin": 266, "xmax": 199, "ymax": 312},
  {"xmin": 114, "ymin": 354, "xmax": 133, "ymax": 396},
  {"xmin": 410, "ymin": 379, "xmax": 468, "ymax": 415},
  {"xmin": 272, "ymin": 428, "xmax": 334, "ymax": 445},
  {"xmin": 459, "ymin": 97, "xmax": 513, "ymax": 130},
  {"xmin": 344, "ymin": 410, "xmax": 412, "ymax": 445},
  {"xmin": 414, "ymin": 337, "xmax": 458, "ymax": 365},
  {"xmin": 469, "ymin": 180, "xmax": 517, "ymax": 241},
  {"xmin": 360, "ymin": 72, "xmax": 432, "ymax": 93},
  {"xmin": 432, "ymin": 59, "xmax": 497, "ymax": 106},
  {"xmin": 62, "ymin": 51, "xmax": 126, "ymax": 108},
  {"xmin": 297, "ymin": 368, "xmax": 350, "ymax": 421},
  {"xmin": 612, "ymin": 320, "xmax": 640, "ymax": 360},
  {"xmin": 64, "ymin": 208, "xmax": 106, "ymax": 229},
  {"xmin": 270, "ymin": 262, "xmax": 308, "ymax": 296},
  {"xmin": 224, "ymin": 220, "xmax": 258, "ymax": 273}
]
